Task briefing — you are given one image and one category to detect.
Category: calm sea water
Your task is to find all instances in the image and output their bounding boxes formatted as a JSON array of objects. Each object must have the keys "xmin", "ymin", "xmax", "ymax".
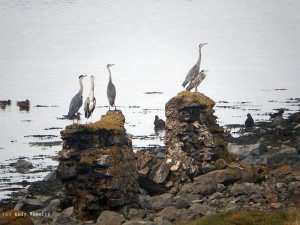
[{"xmin": 0, "ymin": 0, "xmax": 299, "ymax": 199}]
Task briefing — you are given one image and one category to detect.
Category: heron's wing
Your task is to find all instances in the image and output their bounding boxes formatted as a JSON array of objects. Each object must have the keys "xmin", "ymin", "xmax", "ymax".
[
  {"xmin": 182, "ymin": 64, "xmax": 198, "ymax": 87},
  {"xmin": 68, "ymin": 92, "xmax": 83, "ymax": 118},
  {"xmin": 186, "ymin": 76, "xmax": 197, "ymax": 91},
  {"xmin": 83, "ymin": 97, "xmax": 89, "ymax": 112},
  {"xmin": 107, "ymin": 82, "xmax": 116, "ymax": 106}
]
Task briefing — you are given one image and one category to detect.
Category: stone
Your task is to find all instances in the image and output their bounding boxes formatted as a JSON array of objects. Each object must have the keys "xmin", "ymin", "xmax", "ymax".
[
  {"xmin": 230, "ymin": 183, "xmax": 261, "ymax": 197},
  {"xmin": 14, "ymin": 159, "xmax": 34, "ymax": 173},
  {"xmin": 127, "ymin": 208, "xmax": 147, "ymax": 220},
  {"xmin": 156, "ymin": 206, "xmax": 183, "ymax": 223},
  {"xmin": 187, "ymin": 203, "xmax": 216, "ymax": 217},
  {"xmin": 153, "ymin": 217, "xmax": 172, "ymax": 225},
  {"xmin": 152, "ymin": 162, "xmax": 170, "ymax": 184},
  {"xmin": 123, "ymin": 220, "xmax": 156, "ymax": 225},
  {"xmin": 97, "ymin": 210, "xmax": 125, "ymax": 225},
  {"xmin": 179, "ymin": 178, "xmax": 217, "ymax": 196}
]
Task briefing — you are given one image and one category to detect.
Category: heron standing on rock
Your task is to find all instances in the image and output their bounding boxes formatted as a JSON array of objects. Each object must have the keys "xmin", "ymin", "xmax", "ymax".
[
  {"xmin": 107, "ymin": 64, "xmax": 116, "ymax": 110},
  {"xmin": 182, "ymin": 43, "xmax": 207, "ymax": 88},
  {"xmin": 67, "ymin": 75, "xmax": 87, "ymax": 122},
  {"xmin": 186, "ymin": 70, "xmax": 208, "ymax": 92},
  {"xmin": 84, "ymin": 75, "xmax": 96, "ymax": 123}
]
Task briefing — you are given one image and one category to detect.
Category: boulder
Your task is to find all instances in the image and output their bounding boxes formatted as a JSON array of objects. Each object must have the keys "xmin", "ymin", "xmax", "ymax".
[
  {"xmin": 14, "ymin": 159, "xmax": 33, "ymax": 173},
  {"xmin": 97, "ymin": 210, "xmax": 125, "ymax": 225}
]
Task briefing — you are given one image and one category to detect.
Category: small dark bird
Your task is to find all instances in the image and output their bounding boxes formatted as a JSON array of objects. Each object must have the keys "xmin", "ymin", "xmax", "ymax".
[
  {"xmin": 17, "ymin": 99, "xmax": 30, "ymax": 111},
  {"xmin": 269, "ymin": 109, "xmax": 284, "ymax": 119},
  {"xmin": 154, "ymin": 115, "xmax": 165, "ymax": 129},
  {"xmin": 245, "ymin": 113, "xmax": 255, "ymax": 127},
  {"xmin": 0, "ymin": 99, "xmax": 12, "ymax": 109}
]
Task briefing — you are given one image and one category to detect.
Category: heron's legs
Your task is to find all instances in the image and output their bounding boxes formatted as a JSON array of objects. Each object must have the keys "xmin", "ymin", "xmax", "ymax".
[
  {"xmin": 109, "ymin": 105, "xmax": 111, "ymax": 111},
  {"xmin": 195, "ymin": 86, "xmax": 198, "ymax": 92},
  {"xmin": 114, "ymin": 105, "xmax": 116, "ymax": 110}
]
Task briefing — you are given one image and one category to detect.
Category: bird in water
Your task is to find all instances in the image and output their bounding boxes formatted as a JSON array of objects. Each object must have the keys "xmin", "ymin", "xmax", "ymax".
[
  {"xmin": 0, "ymin": 99, "xmax": 12, "ymax": 109},
  {"xmin": 84, "ymin": 75, "xmax": 96, "ymax": 123},
  {"xmin": 154, "ymin": 115, "xmax": 165, "ymax": 129},
  {"xmin": 107, "ymin": 64, "xmax": 116, "ymax": 111},
  {"xmin": 245, "ymin": 113, "xmax": 255, "ymax": 127},
  {"xmin": 17, "ymin": 99, "xmax": 30, "ymax": 111},
  {"xmin": 67, "ymin": 75, "xmax": 87, "ymax": 123},
  {"xmin": 186, "ymin": 70, "xmax": 208, "ymax": 92},
  {"xmin": 182, "ymin": 43, "xmax": 207, "ymax": 88},
  {"xmin": 269, "ymin": 109, "xmax": 284, "ymax": 119}
]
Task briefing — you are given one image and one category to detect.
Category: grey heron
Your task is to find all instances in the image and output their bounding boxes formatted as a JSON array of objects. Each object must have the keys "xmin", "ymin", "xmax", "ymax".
[
  {"xmin": 154, "ymin": 115, "xmax": 165, "ymax": 129},
  {"xmin": 67, "ymin": 75, "xmax": 87, "ymax": 122},
  {"xmin": 107, "ymin": 64, "xmax": 116, "ymax": 110},
  {"xmin": 84, "ymin": 75, "xmax": 96, "ymax": 123},
  {"xmin": 186, "ymin": 70, "xmax": 208, "ymax": 92},
  {"xmin": 182, "ymin": 43, "xmax": 207, "ymax": 87}
]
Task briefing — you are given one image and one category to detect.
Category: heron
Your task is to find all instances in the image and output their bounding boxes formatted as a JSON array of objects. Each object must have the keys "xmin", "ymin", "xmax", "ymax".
[
  {"xmin": 67, "ymin": 75, "xmax": 87, "ymax": 122},
  {"xmin": 84, "ymin": 75, "xmax": 96, "ymax": 123},
  {"xmin": 107, "ymin": 64, "xmax": 116, "ymax": 111},
  {"xmin": 182, "ymin": 43, "xmax": 207, "ymax": 87},
  {"xmin": 186, "ymin": 70, "xmax": 208, "ymax": 92}
]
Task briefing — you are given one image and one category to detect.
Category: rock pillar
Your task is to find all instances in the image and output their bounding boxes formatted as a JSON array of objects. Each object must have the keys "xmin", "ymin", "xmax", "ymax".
[
  {"xmin": 164, "ymin": 91, "xmax": 231, "ymax": 177},
  {"xmin": 57, "ymin": 110, "xmax": 139, "ymax": 221}
]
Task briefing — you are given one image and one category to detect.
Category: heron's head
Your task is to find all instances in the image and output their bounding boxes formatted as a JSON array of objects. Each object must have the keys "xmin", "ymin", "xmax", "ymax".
[
  {"xmin": 199, "ymin": 43, "xmax": 208, "ymax": 48},
  {"xmin": 91, "ymin": 75, "xmax": 95, "ymax": 79},
  {"xmin": 79, "ymin": 75, "xmax": 87, "ymax": 79},
  {"xmin": 200, "ymin": 70, "xmax": 209, "ymax": 73},
  {"xmin": 107, "ymin": 64, "xmax": 115, "ymax": 68},
  {"xmin": 247, "ymin": 113, "xmax": 251, "ymax": 118},
  {"xmin": 155, "ymin": 115, "xmax": 159, "ymax": 120}
]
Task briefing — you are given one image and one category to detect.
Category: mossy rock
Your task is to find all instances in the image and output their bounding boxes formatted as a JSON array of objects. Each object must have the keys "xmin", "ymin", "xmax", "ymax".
[
  {"xmin": 0, "ymin": 210, "xmax": 33, "ymax": 225},
  {"xmin": 175, "ymin": 91, "xmax": 215, "ymax": 110},
  {"xmin": 63, "ymin": 110, "xmax": 126, "ymax": 136}
]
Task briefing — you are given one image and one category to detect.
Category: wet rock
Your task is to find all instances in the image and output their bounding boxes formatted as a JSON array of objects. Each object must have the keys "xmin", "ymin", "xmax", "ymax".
[
  {"xmin": 13, "ymin": 159, "xmax": 34, "ymax": 173},
  {"xmin": 96, "ymin": 210, "xmax": 125, "ymax": 225}
]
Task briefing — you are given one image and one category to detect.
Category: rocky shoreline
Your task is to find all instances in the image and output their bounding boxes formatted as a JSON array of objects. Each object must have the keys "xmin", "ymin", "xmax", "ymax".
[{"xmin": 1, "ymin": 91, "xmax": 300, "ymax": 225}]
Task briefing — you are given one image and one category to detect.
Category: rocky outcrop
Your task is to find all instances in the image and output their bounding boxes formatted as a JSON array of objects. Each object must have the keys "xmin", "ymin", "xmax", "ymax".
[
  {"xmin": 57, "ymin": 110, "xmax": 139, "ymax": 221},
  {"xmin": 164, "ymin": 91, "xmax": 231, "ymax": 178}
]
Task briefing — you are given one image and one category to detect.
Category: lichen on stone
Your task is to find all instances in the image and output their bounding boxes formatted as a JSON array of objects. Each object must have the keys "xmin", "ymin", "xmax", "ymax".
[{"xmin": 175, "ymin": 91, "xmax": 215, "ymax": 111}]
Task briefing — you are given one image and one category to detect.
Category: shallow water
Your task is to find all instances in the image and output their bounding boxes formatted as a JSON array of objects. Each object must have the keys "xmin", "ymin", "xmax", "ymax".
[{"xmin": 0, "ymin": 0, "xmax": 299, "ymax": 199}]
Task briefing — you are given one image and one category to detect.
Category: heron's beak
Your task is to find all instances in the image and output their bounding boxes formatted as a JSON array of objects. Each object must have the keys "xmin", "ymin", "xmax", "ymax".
[
  {"xmin": 205, "ymin": 70, "xmax": 209, "ymax": 72},
  {"xmin": 203, "ymin": 43, "xmax": 208, "ymax": 46},
  {"xmin": 111, "ymin": 64, "xmax": 115, "ymax": 67}
]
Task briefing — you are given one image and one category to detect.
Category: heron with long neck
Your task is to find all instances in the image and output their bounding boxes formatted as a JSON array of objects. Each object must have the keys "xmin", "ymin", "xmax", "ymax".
[
  {"xmin": 67, "ymin": 75, "xmax": 87, "ymax": 122},
  {"xmin": 182, "ymin": 43, "xmax": 207, "ymax": 87},
  {"xmin": 186, "ymin": 70, "xmax": 208, "ymax": 92},
  {"xmin": 84, "ymin": 75, "xmax": 96, "ymax": 123},
  {"xmin": 107, "ymin": 64, "xmax": 116, "ymax": 111}
]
